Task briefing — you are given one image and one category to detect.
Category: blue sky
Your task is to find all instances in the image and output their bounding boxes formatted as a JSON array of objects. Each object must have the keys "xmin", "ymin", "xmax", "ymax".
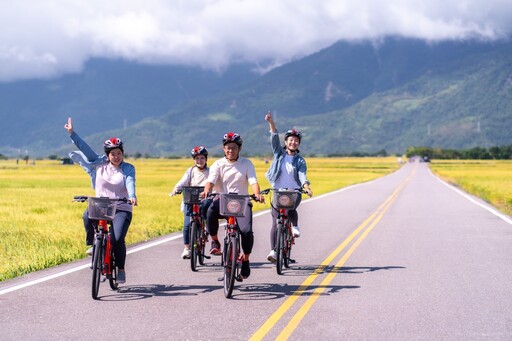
[{"xmin": 1, "ymin": 0, "xmax": 511, "ymax": 82}]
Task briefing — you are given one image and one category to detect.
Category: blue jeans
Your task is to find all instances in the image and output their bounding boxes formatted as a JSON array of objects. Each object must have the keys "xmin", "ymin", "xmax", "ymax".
[
  {"xmin": 83, "ymin": 209, "xmax": 132, "ymax": 269},
  {"xmin": 183, "ymin": 203, "xmax": 191, "ymax": 245}
]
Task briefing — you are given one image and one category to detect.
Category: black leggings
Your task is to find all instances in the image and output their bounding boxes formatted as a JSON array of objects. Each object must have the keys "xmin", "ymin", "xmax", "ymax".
[
  {"xmin": 270, "ymin": 195, "xmax": 302, "ymax": 249},
  {"xmin": 206, "ymin": 198, "xmax": 254, "ymax": 255}
]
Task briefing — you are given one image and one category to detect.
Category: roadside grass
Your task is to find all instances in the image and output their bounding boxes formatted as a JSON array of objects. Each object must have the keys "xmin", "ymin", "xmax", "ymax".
[
  {"xmin": 430, "ymin": 160, "xmax": 512, "ymax": 216},
  {"xmin": 0, "ymin": 157, "xmax": 400, "ymax": 281}
]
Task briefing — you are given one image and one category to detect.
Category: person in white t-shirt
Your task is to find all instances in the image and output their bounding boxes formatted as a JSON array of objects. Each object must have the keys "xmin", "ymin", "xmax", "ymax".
[
  {"xmin": 264, "ymin": 112, "xmax": 312, "ymax": 263},
  {"xmin": 170, "ymin": 146, "xmax": 210, "ymax": 259},
  {"xmin": 201, "ymin": 132, "xmax": 264, "ymax": 279}
]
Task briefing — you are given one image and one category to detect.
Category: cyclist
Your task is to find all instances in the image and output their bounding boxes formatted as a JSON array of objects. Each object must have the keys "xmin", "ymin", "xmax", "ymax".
[
  {"xmin": 200, "ymin": 132, "xmax": 264, "ymax": 279},
  {"xmin": 64, "ymin": 117, "xmax": 137, "ymax": 284},
  {"xmin": 170, "ymin": 146, "xmax": 210, "ymax": 259},
  {"xmin": 264, "ymin": 112, "xmax": 312, "ymax": 262}
]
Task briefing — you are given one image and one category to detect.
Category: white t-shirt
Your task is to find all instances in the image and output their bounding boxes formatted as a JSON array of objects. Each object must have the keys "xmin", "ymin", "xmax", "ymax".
[
  {"xmin": 207, "ymin": 157, "xmax": 258, "ymax": 195},
  {"xmin": 95, "ymin": 163, "xmax": 132, "ymax": 212}
]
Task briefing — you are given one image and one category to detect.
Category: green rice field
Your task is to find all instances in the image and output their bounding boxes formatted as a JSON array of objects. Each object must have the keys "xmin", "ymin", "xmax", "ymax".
[
  {"xmin": 430, "ymin": 159, "xmax": 512, "ymax": 216},
  {"xmin": 0, "ymin": 157, "xmax": 401, "ymax": 281}
]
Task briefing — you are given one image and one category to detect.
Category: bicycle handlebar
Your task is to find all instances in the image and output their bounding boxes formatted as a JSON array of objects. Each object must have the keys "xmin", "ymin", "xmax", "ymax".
[
  {"xmin": 260, "ymin": 188, "xmax": 307, "ymax": 195},
  {"xmin": 206, "ymin": 192, "xmax": 261, "ymax": 202},
  {"xmin": 72, "ymin": 195, "xmax": 130, "ymax": 203}
]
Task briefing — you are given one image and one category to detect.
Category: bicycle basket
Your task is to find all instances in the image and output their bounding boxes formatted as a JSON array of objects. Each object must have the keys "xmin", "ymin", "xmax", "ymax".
[
  {"xmin": 182, "ymin": 186, "xmax": 204, "ymax": 204},
  {"xmin": 87, "ymin": 197, "xmax": 117, "ymax": 221},
  {"xmin": 219, "ymin": 194, "xmax": 250, "ymax": 217},
  {"xmin": 273, "ymin": 189, "xmax": 299, "ymax": 209}
]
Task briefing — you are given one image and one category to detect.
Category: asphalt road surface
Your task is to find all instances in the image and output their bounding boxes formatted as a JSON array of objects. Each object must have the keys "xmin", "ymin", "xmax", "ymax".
[{"xmin": 1, "ymin": 161, "xmax": 511, "ymax": 340}]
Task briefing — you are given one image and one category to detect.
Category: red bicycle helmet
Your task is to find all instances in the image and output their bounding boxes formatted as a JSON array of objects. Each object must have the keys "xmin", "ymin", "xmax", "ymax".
[
  {"xmin": 284, "ymin": 129, "xmax": 302, "ymax": 143},
  {"xmin": 222, "ymin": 132, "xmax": 243, "ymax": 146},
  {"xmin": 104, "ymin": 137, "xmax": 124, "ymax": 154},
  {"xmin": 191, "ymin": 145, "xmax": 208, "ymax": 158}
]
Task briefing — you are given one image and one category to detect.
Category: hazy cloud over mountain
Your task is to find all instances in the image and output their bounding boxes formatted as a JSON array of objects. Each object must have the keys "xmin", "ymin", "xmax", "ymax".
[{"xmin": 1, "ymin": 0, "xmax": 511, "ymax": 82}]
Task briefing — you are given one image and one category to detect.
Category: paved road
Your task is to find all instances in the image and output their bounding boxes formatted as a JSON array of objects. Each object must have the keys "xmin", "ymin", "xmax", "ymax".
[{"xmin": 1, "ymin": 161, "xmax": 511, "ymax": 340}]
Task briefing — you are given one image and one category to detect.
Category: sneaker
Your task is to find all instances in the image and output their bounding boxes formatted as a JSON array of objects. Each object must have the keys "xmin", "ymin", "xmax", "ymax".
[
  {"xmin": 85, "ymin": 247, "xmax": 93, "ymax": 256},
  {"xmin": 181, "ymin": 248, "xmax": 191, "ymax": 259},
  {"xmin": 267, "ymin": 250, "xmax": 276, "ymax": 263},
  {"xmin": 241, "ymin": 260, "xmax": 250, "ymax": 279},
  {"xmin": 292, "ymin": 226, "xmax": 301, "ymax": 238},
  {"xmin": 117, "ymin": 270, "xmax": 126, "ymax": 284},
  {"xmin": 210, "ymin": 240, "xmax": 221, "ymax": 255}
]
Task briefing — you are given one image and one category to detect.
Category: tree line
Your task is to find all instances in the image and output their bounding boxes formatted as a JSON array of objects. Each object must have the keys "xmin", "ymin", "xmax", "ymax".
[{"xmin": 406, "ymin": 145, "xmax": 512, "ymax": 160}]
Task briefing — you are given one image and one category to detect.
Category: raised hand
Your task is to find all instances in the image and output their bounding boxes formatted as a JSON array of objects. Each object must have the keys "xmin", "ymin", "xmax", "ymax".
[
  {"xmin": 265, "ymin": 111, "xmax": 277, "ymax": 132},
  {"xmin": 264, "ymin": 111, "xmax": 272, "ymax": 123},
  {"xmin": 64, "ymin": 117, "xmax": 74, "ymax": 134}
]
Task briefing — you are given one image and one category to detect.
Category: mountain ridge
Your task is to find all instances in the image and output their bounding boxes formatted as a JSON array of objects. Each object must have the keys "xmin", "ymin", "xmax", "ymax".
[{"xmin": 1, "ymin": 37, "xmax": 511, "ymax": 157}]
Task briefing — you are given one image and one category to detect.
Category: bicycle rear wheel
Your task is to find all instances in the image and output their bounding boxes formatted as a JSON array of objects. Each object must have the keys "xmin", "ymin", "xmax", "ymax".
[
  {"xmin": 276, "ymin": 224, "xmax": 285, "ymax": 275},
  {"xmin": 223, "ymin": 236, "xmax": 237, "ymax": 298},
  {"xmin": 91, "ymin": 237, "xmax": 104, "ymax": 299},
  {"xmin": 190, "ymin": 221, "xmax": 199, "ymax": 272}
]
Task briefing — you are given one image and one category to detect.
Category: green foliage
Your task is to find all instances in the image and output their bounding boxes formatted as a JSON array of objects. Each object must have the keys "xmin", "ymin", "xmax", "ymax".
[{"xmin": 406, "ymin": 145, "xmax": 512, "ymax": 160}]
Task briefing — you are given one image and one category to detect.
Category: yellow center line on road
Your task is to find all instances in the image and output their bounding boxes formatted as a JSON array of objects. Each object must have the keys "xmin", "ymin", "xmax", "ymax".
[{"xmin": 250, "ymin": 164, "xmax": 417, "ymax": 341}]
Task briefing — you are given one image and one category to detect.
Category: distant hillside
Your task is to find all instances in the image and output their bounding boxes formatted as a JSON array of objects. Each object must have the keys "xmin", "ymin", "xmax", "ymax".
[
  {"xmin": 88, "ymin": 37, "xmax": 512, "ymax": 157},
  {"xmin": 1, "ymin": 37, "xmax": 512, "ymax": 157},
  {"xmin": 0, "ymin": 60, "xmax": 259, "ymax": 156}
]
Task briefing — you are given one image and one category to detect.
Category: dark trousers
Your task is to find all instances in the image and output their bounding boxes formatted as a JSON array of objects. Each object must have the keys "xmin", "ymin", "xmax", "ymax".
[
  {"xmin": 206, "ymin": 198, "xmax": 254, "ymax": 255},
  {"xmin": 83, "ymin": 209, "xmax": 132, "ymax": 269}
]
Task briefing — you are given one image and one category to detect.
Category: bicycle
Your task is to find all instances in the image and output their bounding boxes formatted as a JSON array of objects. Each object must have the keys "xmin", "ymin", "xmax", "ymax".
[
  {"xmin": 176, "ymin": 186, "xmax": 211, "ymax": 272},
  {"xmin": 211, "ymin": 193, "xmax": 258, "ymax": 298},
  {"xmin": 260, "ymin": 188, "xmax": 306, "ymax": 275},
  {"xmin": 72, "ymin": 196, "xmax": 129, "ymax": 299}
]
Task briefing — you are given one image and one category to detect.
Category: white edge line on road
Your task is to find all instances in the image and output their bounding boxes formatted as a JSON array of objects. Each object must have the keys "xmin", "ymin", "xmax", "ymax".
[
  {"xmin": 0, "ymin": 234, "xmax": 181, "ymax": 296},
  {"xmin": 0, "ymin": 181, "xmax": 374, "ymax": 296},
  {"xmin": 430, "ymin": 168, "xmax": 512, "ymax": 225}
]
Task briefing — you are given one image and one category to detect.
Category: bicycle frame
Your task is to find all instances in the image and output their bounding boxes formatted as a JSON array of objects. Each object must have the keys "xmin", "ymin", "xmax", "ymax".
[
  {"xmin": 222, "ymin": 215, "xmax": 242, "ymax": 298},
  {"xmin": 90, "ymin": 218, "xmax": 118, "ymax": 299},
  {"xmin": 73, "ymin": 195, "xmax": 126, "ymax": 299},
  {"xmin": 261, "ymin": 188, "xmax": 303, "ymax": 275},
  {"xmin": 95, "ymin": 219, "xmax": 114, "ymax": 277},
  {"xmin": 189, "ymin": 202, "xmax": 210, "ymax": 271}
]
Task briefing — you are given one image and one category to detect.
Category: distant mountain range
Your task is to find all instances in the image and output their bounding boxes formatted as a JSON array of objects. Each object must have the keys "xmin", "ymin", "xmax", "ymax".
[{"xmin": 1, "ymin": 37, "xmax": 511, "ymax": 158}]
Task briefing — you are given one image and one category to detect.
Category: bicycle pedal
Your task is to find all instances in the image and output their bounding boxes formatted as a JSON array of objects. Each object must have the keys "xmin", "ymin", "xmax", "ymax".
[
  {"xmin": 203, "ymin": 254, "xmax": 211, "ymax": 259},
  {"xmin": 289, "ymin": 259, "xmax": 296, "ymax": 263},
  {"xmin": 217, "ymin": 276, "xmax": 224, "ymax": 282}
]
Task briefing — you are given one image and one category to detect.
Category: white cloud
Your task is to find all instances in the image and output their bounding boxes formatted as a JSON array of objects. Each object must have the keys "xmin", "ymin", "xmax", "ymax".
[{"xmin": 0, "ymin": 0, "xmax": 511, "ymax": 82}]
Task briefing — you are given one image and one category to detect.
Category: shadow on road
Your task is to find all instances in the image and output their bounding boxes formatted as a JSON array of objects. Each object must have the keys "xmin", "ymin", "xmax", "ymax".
[
  {"xmin": 94, "ymin": 265, "xmax": 404, "ymax": 301},
  {"xmin": 96, "ymin": 283, "xmax": 221, "ymax": 301},
  {"xmin": 276, "ymin": 264, "xmax": 406, "ymax": 276}
]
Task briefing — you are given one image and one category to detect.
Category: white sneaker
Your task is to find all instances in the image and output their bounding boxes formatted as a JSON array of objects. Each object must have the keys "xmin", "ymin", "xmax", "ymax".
[
  {"xmin": 85, "ymin": 247, "xmax": 93, "ymax": 256},
  {"xmin": 292, "ymin": 226, "xmax": 301, "ymax": 238},
  {"xmin": 181, "ymin": 248, "xmax": 191, "ymax": 259},
  {"xmin": 267, "ymin": 250, "xmax": 276, "ymax": 263}
]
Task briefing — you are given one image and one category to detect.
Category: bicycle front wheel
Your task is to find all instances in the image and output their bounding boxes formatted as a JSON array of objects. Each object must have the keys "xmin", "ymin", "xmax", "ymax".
[
  {"xmin": 283, "ymin": 223, "xmax": 292, "ymax": 269},
  {"xmin": 223, "ymin": 236, "xmax": 237, "ymax": 298},
  {"xmin": 198, "ymin": 222, "xmax": 206, "ymax": 266},
  {"xmin": 108, "ymin": 241, "xmax": 118, "ymax": 290},
  {"xmin": 91, "ymin": 237, "xmax": 104, "ymax": 299},
  {"xmin": 276, "ymin": 224, "xmax": 285, "ymax": 275},
  {"xmin": 190, "ymin": 221, "xmax": 199, "ymax": 272}
]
